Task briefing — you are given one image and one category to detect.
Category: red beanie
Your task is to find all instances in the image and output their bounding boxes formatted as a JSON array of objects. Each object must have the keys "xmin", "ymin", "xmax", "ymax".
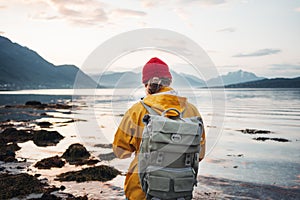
[{"xmin": 142, "ymin": 57, "xmax": 172, "ymax": 84}]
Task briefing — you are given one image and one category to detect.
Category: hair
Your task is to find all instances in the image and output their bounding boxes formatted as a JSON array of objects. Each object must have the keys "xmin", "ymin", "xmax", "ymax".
[{"xmin": 145, "ymin": 77, "xmax": 171, "ymax": 94}]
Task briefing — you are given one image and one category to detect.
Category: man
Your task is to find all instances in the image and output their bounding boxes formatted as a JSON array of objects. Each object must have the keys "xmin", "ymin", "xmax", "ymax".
[{"xmin": 113, "ymin": 57, "xmax": 205, "ymax": 200}]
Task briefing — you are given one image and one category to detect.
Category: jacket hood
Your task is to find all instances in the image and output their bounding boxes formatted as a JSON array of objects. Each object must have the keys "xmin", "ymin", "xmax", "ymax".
[{"xmin": 143, "ymin": 87, "xmax": 187, "ymax": 116}]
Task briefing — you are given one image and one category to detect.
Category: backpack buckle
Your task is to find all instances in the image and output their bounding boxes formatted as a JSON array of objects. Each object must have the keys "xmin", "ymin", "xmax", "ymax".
[
  {"xmin": 185, "ymin": 153, "xmax": 192, "ymax": 167},
  {"xmin": 171, "ymin": 134, "xmax": 182, "ymax": 143},
  {"xmin": 156, "ymin": 152, "xmax": 164, "ymax": 165}
]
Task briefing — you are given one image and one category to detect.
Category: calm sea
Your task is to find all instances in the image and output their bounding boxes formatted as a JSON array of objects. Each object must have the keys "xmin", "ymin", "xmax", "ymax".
[{"xmin": 0, "ymin": 88, "xmax": 299, "ymax": 188}]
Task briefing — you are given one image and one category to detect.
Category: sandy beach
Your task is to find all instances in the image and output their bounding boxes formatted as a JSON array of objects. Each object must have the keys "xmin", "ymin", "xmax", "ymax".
[{"xmin": 0, "ymin": 89, "xmax": 300, "ymax": 200}]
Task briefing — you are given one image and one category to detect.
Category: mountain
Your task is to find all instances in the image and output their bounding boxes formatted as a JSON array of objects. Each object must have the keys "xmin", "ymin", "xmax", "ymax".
[
  {"xmin": 90, "ymin": 70, "xmax": 206, "ymax": 88},
  {"xmin": 207, "ymin": 70, "xmax": 264, "ymax": 86},
  {"xmin": 91, "ymin": 70, "xmax": 266, "ymax": 88},
  {"xmin": 225, "ymin": 77, "xmax": 300, "ymax": 88},
  {"xmin": 91, "ymin": 71, "xmax": 141, "ymax": 88},
  {"xmin": 0, "ymin": 36, "xmax": 96, "ymax": 90}
]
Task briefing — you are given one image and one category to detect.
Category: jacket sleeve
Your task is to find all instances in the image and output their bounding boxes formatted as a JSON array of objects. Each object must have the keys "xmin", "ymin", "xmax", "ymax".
[
  {"xmin": 113, "ymin": 103, "xmax": 145, "ymax": 159},
  {"xmin": 113, "ymin": 109, "xmax": 136, "ymax": 159}
]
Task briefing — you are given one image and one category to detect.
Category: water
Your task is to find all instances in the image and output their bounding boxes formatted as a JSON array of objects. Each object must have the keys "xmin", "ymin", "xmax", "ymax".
[{"xmin": 1, "ymin": 88, "xmax": 299, "ymax": 195}]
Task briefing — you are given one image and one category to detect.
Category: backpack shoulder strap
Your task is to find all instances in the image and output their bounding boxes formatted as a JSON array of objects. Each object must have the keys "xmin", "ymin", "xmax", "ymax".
[{"xmin": 140, "ymin": 101, "xmax": 159, "ymax": 115}]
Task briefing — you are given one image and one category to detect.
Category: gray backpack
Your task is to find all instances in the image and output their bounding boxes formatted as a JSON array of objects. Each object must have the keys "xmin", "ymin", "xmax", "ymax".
[{"xmin": 138, "ymin": 101, "xmax": 203, "ymax": 200}]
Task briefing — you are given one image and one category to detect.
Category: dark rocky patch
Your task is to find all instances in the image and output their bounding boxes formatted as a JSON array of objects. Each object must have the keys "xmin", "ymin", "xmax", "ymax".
[
  {"xmin": 62, "ymin": 143, "xmax": 91, "ymax": 165},
  {"xmin": 34, "ymin": 156, "xmax": 66, "ymax": 169},
  {"xmin": 29, "ymin": 193, "xmax": 88, "ymax": 200},
  {"xmin": 0, "ymin": 143, "xmax": 21, "ymax": 162},
  {"xmin": 61, "ymin": 143, "xmax": 100, "ymax": 165},
  {"xmin": 24, "ymin": 101, "xmax": 73, "ymax": 110},
  {"xmin": 94, "ymin": 143, "xmax": 113, "ymax": 149},
  {"xmin": 0, "ymin": 128, "xmax": 64, "ymax": 162},
  {"xmin": 0, "ymin": 128, "xmax": 33, "ymax": 143},
  {"xmin": 99, "ymin": 152, "xmax": 117, "ymax": 161},
  {"xmin": 37, "ymin": 121, "xmax": 53, "ymax": 128},
  {"xmin": 227, "ymin": 154, "xmax": 244, "ymax": 157},
  {"xmin": 32, "ymin": 130, "xmax": 64, "ymax": 147},
  {"xmin": 239, "ymin": 129, "xmax": 272, "ymax": 134},
  {"xmin": 25, "ymin": 101, "xmax": 42, "ymax": 106},
  {"xmin": 55, "ymin": 165, "xmax": 121, "ymax": 183},
  {"xmin": 0, "ymin": 122, "xmax": 14, "ymax": 129},
  {"xmin": 0, "ymin": 173, "xmax": 46, "ymax": 199},
  {"xmin": 5, "ymin": 102, "xmax": 73, "ymax": 110},
  {"xmin": 34, "ymin": 143, "xmax": 100, "ymax": 169},
  {"xmin": 253, "ymin": 137, "xmax": 290, "ymax": 142}
]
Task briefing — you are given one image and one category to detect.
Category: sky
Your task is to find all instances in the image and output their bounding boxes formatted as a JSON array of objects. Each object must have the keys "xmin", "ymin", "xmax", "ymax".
[{"xmin": 0, "ymin": 0, "xmax": 300, "ymax": 78}]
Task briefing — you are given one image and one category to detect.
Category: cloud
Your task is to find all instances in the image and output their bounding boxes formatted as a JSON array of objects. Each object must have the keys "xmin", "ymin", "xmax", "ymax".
[
  {"xmin": 28, "ymin": 0, "xmax": 147, "ymax": 26},
  {"xmin": 271, "ymin": 64, "xmax": 300, "ymax": 70},
  {"xmin": 48, "ymin": 0, "xmax": 108, "ymax": 26},
  {"xmin": 29, "ymin": 11, "xmax": 59, "ymax": 20},
  {"xmin": 265, "ymin": 64, "xmax": 300, "ymax": 78},
  {"xmin": 0, "ymin": 31, "xmax": 4, "ymax": 35},
  {"xmin": 233, "ymin": 49, "xmax": 281, "ymax": 57},
  {"xmin": 110, "ymin": 8, "xmax": 146, "ymax": 17},
  {"xmin": 141, "ymin": 0, "xmax": 227, "ymax": 8},
  {"xmin": 0, "ymin": 5, "xmax": 6, "ymax": 9},
  {"xmin": 180, "ymin": 0, "xmax": 227, "ymax": 6},
  {"xmin": 217, "ymin": 27, "xmax": 236, "ymax": 32},
  {"xmin": 140, "ymin": 0, "xmax": 162, "ymax": 8},
  {"xmin": 295, "ymin": 7, "xmax": 300, "ymax": 12}
]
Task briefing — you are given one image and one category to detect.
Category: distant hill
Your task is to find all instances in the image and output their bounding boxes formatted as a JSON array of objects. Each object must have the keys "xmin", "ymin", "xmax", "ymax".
[
  {"xmin": 0, "ymin": 36, "xmax": 96, "ymax": 90},
  {"xmin": 225, "ymin": 77, "xmax": 300, "ymax": 88},
  {"xmin": 91, "ymin": 71, "xmax": 141, "ymax": 88},
  {"xmin": 207, "ymin": 70, "xmax": 264, "ymax": 86},
  {"xmin": 90, "ymin": 70, "xmax": 206, "ymax": 88},
  {"xmin": 91, "ymin": 70, "xmax": 267, "ymax": 88}
]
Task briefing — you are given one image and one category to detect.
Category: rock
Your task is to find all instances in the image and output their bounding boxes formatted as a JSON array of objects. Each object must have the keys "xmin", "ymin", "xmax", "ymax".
[
  {"xmin": 34, "ymin": 156, "xmax": 66, "ymax": 169},
  {"xmin": 32, "ymin": 130, "xmax": 64, "ymax": 147},
  {"xmin": 253, "ymin": 137, "xmax": 290, "ymax": 142},
  {"xmin": 0, "ymin": 143, "xmax": 21, "ymax": 162},
  {"xmin": 62, "ymin": 143, "xmax": 91, "ymax": 165},
  {"xmin": 55, "ymin": 165, "xmax": 121, "ymax": 183},
  {"xmin": 0, "ymin": 173, "xmax": 46, "ymax": 199},
  {"xmin": 85, "ymin": 159, "xmax": 100, "ymax": 165},
  {"xmin": 271, "ymin": 138, "xmax": 290, "ymax": 142},
  {"xmin": 4, "ymin": 156, "xmax": 17, "ymax": 162},
  {"xmin": 53, "ymin": 103, "xmax": 72, "ymax": 109},
  {"xmin": 25, "ymin": 101, "xmax": 42, "ymax": 106},
  {"xmin": 0, "ymin": 128, "xmax": 33, "ymax": 143},
  {"xmin": 239, "ymin": 129, "xmax": 272, "ymax": 134},
  {"xmin": 0, "ymin": 123, "xmax": 14, "ymax": 129},
  {"xmin": 37, "ymin": 121, "xmax": 53, "ymax": 128}
]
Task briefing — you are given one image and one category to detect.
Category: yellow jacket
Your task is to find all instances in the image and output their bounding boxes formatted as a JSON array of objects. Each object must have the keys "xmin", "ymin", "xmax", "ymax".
[{"xmin": 113, "ymin": 87, "xmax": 206, "ymax": 200}]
